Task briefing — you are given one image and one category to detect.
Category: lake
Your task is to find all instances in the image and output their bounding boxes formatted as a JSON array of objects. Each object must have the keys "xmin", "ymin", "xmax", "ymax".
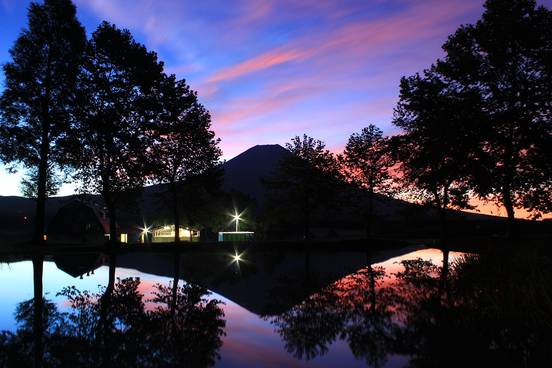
[{"xmin": 0, "ymin": 244, "xmax": 549, "ymax": 367}]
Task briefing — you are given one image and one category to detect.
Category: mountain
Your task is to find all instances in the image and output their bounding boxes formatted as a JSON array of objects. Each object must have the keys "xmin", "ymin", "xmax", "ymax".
[{"xmin": 221, "ymin": 144, "xmax": 289, "ymax": 204}]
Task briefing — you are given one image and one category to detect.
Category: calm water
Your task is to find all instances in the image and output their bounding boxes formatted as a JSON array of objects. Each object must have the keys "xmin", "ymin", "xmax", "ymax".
[{"xmin": 0, "ymin": 245, "xmax": 549, "ymax": 367}]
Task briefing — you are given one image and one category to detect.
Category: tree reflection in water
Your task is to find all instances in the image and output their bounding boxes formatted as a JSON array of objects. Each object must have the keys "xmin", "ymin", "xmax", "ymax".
[
  {"xmin": 0, "ymin": 255, "xmax": 225, "ymax": 368},
  {"xmin": 266, "ymin": 248, "xmax": 552, "ymax": 367}
]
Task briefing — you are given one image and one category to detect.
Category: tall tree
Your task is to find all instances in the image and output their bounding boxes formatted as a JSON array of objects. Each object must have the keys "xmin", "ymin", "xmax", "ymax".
[
  {"xmin": 393, "ymin": 69, "xmax": 482, "ymax": 238},
  {"xmin": 436, "ymin": 0, "xmax": 552, "ymax": 230},
  {"xmin": 265, "ymin": 135, "xmax": 341, "ymax": 240},
  {"xmin": 74, "ymin": 22, "xmax": 164, "ymax": 243},
  {"xmin": 0, "ymin": 0, "xmax": 86, "ymax": 244},
  {"xmin": 149, "ymin": 74, "xmax": 222, "ymax": 243},
  {"xmin": 340, "ymin": 124, "xmax": 394, "ymax": 240}
]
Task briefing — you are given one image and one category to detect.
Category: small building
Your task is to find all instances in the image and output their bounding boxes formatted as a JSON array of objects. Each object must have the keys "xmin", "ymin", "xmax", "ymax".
[
  {"xmin": 48, "ymin": 200, "xmax": 134, "ymax": 244},
  {"xmin": 48, "ymin": 201, "xmax": 110, "ymax": 244},
  {"xmin": 218, "ymin": 231, "xmax": 254, "ymax": 242}
]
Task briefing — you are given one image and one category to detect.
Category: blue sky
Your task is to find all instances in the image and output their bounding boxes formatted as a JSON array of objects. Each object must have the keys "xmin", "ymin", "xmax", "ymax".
[{"xmin": 1, "ymin": 0, "xmax": 551, "ymax": 198}]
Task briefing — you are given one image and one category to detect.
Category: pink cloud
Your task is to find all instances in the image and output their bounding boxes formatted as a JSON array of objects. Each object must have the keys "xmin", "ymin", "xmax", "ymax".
[
  {"xmin": 208, "ymin": 49, "xmax": 306, "ymax": 84},
  {"xmin": 204, "ymin": 0, "xmax": 482, "ymax": 85}
]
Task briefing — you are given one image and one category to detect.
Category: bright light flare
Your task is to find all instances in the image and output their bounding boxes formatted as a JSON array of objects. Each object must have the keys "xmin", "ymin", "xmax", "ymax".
[
  {"xmin": 230, "ymin": 209, "xmax": 245, "ymax": 232},
  {"xmin": 140, "ymin": 225, "xmax": 151, "ymax": 244},
  {"xmin": 230, "ymin": 250, "xmax": 245, "ymax": 264}
]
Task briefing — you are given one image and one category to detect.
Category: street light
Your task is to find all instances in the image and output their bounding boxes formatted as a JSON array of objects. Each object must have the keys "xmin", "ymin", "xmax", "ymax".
[
  {"xmin": 140, "ymin": 225, "xmax": 151, "ymax": 243},
  {"xmin": 232, "ymin": 211, "xmax": 241, "ymax": 232}
]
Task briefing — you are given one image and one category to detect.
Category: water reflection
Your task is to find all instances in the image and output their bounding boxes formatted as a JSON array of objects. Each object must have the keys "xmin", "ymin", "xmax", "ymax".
[
  {"xmin": 1, "ymin": 254, "xmax": 226, "ymax": 368},
  {"xmin": 0, "ymin": 246, "xmax": 550, "ymax": 367},
  {"xmin": 264, "ymin": 248, "xmax": 552, "ymax": 367}
]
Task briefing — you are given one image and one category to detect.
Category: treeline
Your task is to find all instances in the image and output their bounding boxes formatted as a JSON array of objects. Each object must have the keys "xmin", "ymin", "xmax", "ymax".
[
  {"xmin": 0, "ymin": 0, "xmax": 221, "ymax": 244},
  {"xmin": 268, "ymin": 0, "xmax": 551, "ymax": 240}
]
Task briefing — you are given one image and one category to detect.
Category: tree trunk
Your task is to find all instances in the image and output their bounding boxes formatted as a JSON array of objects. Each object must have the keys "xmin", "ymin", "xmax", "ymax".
[
  {"xmin": 303, "ymin": 190, "xmax": 311, "ymax": 241},
  {"xmin": 368, "ymin": 263, "xmax": 376, "ymax": 314},
  {"xmin": 33, "ymin": 127, "xmax": 50, "ymax": 245},
  {"xmin": 171, "ymin": 252, "xmax": 180, "ymax": 314},
  {"xmin": 439, "ymin": 208, "xmax": 448, "ymax": 243},
  {"xmin": 435, "ymin": 185, "xmax": 449, "ymax": 242},
  {"xmin": 438, "ymin": 248, "xmax": 450, "ymax": 302},
  {"xmin": 171, "ymin": 182, "xmax": 180, "ymax": 244},
  {"xmin": 101, "ymin": 254, "xmax": 116, "ymax": 368},
  {"xmin": 366, "ymin": 189, "xmax": 374, "ymax": 240},
  {"xmin": 33, "ymin": 255, "xmax": 44, "ymax": 368},
  {"xmin": 105, "ymin": 194, "xmax": 118, "ymax": 245},
  {"xmin": 107, "ymin": 254, "xmax": 116, "ymax": 291},
  {"xmin": 33, "ymin": 58, "xmax": 52, "ymax": 245},
  {"xmin": 503, "ymin": 185, "xmax": 516, "ymax": 239}
]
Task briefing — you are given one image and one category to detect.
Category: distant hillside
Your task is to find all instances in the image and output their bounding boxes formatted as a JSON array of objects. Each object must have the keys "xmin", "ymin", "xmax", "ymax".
[{"xmin": 1, "ymin": 144, "xmax": 547, "ymax": 241}]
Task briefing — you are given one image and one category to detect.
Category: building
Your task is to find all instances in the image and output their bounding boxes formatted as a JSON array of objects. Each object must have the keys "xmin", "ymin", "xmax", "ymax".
[
  {"xmin": 218, "ymin": 231, "xmax": 254, "ymax": 242},
  {"xmin": 48, "ymin": 200, "xmax": 110, "ymax": 244},
  {"xmin": 145, "ymin": 225, "xmax": 200, "ymax": 243}
]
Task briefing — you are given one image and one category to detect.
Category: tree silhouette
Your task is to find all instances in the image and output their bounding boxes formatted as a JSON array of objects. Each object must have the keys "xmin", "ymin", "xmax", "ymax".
[
  {"xmin": 341, "ymin": 263, "xmax": 392, "ymax": 368},
  {"xmin": 268, "ymin": 288, "xmax": 344, "ymax": 360},
  {"xmin": 435, "ymin": 0, "xmax": 552, "ymax": 230},
  {"xmin": 265, "ymin": 259, "xmax": 392, "ymax": 365},
  {"xmin": 149, "ymin": 73, "xmax": 222, "ymax": 243},
  {"xmin": 20, "ymin": 165, "xmax": 64, "ymax": 200},
  {"xmin": 149, "ymin": 282, "xmax": 226, "ymax": 367},
  {"xmin": 0, "ymin": 0, "xmax": 86, "ymax": 244},
  {"xmin": 340, "ymin": 124, "xmax": 394, "ymax": 240},
  {"xmin": 393, "ymin": 69, "xmax": 481, "ymax": 238},
  {"xmin": 74, "ymin": 22, "xmax": 164, "ymax": 243},
  {"xmin": 52, "ymin": 275, "xmax": 225, "ymax": 367},
  {"xmin": 374, "ymin": 247, "xmax": 552, "ymax": 368},
  {"xmin": 265, "ymin": 135, "xmax": 341, "ymax": 240}
]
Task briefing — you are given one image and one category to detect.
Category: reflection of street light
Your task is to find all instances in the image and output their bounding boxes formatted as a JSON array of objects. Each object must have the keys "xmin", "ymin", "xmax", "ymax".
[
  {"xmin": 232, "ymin": 251, "xmax": 243, "ymax": 262},
  {"xmin": 232, "ymin": 211, "xmax": 241, "ymax": 232}
]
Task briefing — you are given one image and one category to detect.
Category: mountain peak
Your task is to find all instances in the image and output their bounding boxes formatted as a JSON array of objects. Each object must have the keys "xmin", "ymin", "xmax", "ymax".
[{"xmin": 222, "ymin": 144, "xmax": 289, "ymax": 203}]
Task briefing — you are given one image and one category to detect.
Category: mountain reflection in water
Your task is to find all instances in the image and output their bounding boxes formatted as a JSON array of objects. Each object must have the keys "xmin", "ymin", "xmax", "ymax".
[{"xmin": 0, "ymin": 245, "xmax": 550, "ymax": 367}]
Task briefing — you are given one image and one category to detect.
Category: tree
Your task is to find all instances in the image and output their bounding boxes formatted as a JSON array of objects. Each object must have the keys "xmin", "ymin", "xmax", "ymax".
[
  {"xmin": 436, "ymin": 0, "xmax": 552, "ymax": 230},
  {"xmin": 74, "ymin": 22, "xmax": 164, "ymax": 243},
  {"xmin": 20, "ymin": 165, "xmax": 64, "ymax": 200},
  {"xmin": 340, "ymin": 124, "xmax": 394, "ymax": 239},
  {"xmin": 149, "ymin": 74, "xmax": 222, "ymax": 243},
  {"xmin": 393, "ymin": 69, "xmax": 482, "ymax": 238},
  {"xmin": 0, "ymin": 0, "xmax": 86, "ymax": 244},
  {"xmin": 265, "ymin": 135, "xmax": 341, "ymax": 240}
]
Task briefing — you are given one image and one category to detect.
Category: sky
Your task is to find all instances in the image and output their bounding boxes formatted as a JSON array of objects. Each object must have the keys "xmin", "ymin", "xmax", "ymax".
[{"xmin": 0, "ymin": 0, "xmax": 551, "ymax": 217}]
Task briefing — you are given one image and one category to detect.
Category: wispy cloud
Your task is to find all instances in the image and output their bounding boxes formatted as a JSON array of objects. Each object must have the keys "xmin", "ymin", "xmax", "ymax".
[{"xmin": 75, "ymin": 0, "xmax": 484, "ymax": 159}]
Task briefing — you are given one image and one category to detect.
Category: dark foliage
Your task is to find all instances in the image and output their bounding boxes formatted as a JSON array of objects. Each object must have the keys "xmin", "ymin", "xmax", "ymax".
[
  {"xmin": 0, "ymin": 0, "xmax": 86, "ymax": 243},
  {"xmin": 148, "ymin": 73, "xmax": 222, "ymax": 242},
  {"xmin": 0, "ymin": 277, "xmax": 226, "ymax": 367},
  {"xmin": 265, "ymin": 248, "xmax": 552, "ymax": 367},
  {"xmin": 264, "ymin": 135, "xmax": 342, "ymax": 240},
  {"xmin": 438, "ymin": 0, "xmax": 551, "ymax": 225},
  {"xmin": 393, "ymin": 69, "xmax": 482, "ymax": 238},
  {"xmin": 340, "ymin": 124, "xmax": 395, "ymax": 239},
  {"xmin": 73, "ymin": 22, "xmax": 164, "ymax": 243}
]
